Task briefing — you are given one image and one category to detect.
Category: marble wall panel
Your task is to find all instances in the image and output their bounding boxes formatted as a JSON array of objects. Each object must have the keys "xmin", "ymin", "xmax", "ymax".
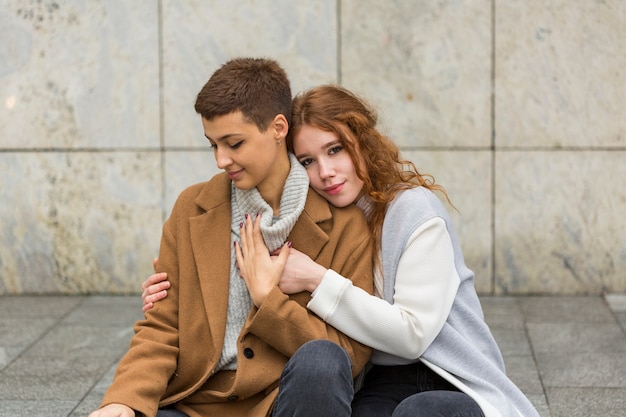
[
  {"xmin": 0, "ymin": 0, "xmax": 160, "ymax": 149},
  {"xmin": 402, "ymin": 150, "xmax": 493, "ymax": 293},
  {"xmin": 340, "ymin": 0, "xmax": 492, "ymax": 148},
  {"xmin": 163, "ymin": 150, "xmax": 221, "ymax": 219},
  {"xmin": 0, "ymin": 152, "xmax": 162, "ymax": 294},
  {"xmin": 161, "ymin": 0, "xmax": 338, "ymax": 148},
  {"xmin": 494, "ymin": 151, "xmax": 626, "ymax": 294},
  {"xmin": 495, "ymin": 1, "xmax": 626, "ymax": 148}
]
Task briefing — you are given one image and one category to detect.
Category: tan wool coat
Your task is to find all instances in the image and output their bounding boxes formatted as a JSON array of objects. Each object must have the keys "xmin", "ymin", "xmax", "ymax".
[{"xmin": 101, "ymin": 173, "xmax": 374, "ymax": 417}]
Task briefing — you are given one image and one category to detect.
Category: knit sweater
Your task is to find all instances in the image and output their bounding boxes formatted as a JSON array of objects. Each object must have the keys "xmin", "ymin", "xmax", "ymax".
[
  {"xmin": 217, "ymin": 152, "xmax": 309, "ymax": 371},
  {"xmin": 308, "ymin": 187, "xmax": 540, "ymax": 417}
]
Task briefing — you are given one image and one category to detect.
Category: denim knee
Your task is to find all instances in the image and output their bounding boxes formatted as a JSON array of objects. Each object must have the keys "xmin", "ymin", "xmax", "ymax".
[
  {"xmin": 272, "ymin": 340, "xmax": 354, "ymax": 417},
  {"xmin": 289, "ymin": 339, "xmax": 352, "ymax": 379}
]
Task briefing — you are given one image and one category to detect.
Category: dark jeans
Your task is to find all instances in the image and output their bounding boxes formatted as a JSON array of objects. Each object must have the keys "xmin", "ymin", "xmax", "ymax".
[
  {"xmin": 156, "ymin": 339, "xmax": 353, "ymax": 417},
  {"xmin": 352, "ymin": 362, "xmax": 485, "ymax": 417},
  {"xmin": 272, "ymin": 339, "xmax": 354, "ymax": 417}
]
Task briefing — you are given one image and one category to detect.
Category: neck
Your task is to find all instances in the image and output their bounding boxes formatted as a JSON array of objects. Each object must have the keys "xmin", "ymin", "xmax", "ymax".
[{"xmin": 258, "ymin": 152, "xmax": 291, "ymax": 214}]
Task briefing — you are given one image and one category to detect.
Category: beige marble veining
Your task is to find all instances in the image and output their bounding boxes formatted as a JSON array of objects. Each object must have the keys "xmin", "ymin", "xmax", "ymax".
[
  {"xmin": 163, "ymin": 150, "xmax": 221, "ymax": 218},
  {"xmin": 161, "ymin": 0, "xmax": 338, "ymax": 148},
  {"xmin": 0, "ymin": 0, "xmax": 160, "ymax": 149},
  {"xmin": 495, "ymin": 151, "xmax": 626, "ymax": 294},
  {"xmin": 340, "ymin": 0, "xmax": 492, "ymax": 148},
  {"xmin": 0, "ymin": 152, "xmax": 163, "ymax": 294},
  {"xmin": 403, "ymin": 150, "xmax": 493, "ymax": 293},
  {"xmin": 496, "ymin": 0, "xmax": 626, "ymax": 148},
  {"xmin": 0, "ymin": 1, "xmax": 624, "ymax": 295}
]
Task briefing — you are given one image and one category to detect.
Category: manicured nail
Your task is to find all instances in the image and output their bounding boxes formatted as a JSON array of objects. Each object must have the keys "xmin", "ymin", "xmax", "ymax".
[
  {"xmin": 245, "ymin": 213, "xmax": 249, "ymax": 219},
  {"xmin": 287, "ymin": 241, "xmax": 292, "ymax": 248},
  {"xmin": 239, "ymin": 222, "xmax": 243, "ymax": 229}
]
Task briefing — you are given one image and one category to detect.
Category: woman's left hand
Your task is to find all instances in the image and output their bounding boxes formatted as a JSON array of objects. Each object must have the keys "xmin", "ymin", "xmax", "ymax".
[{"xmin": 235, "ymin": 213, "xmax": 291, "ymax": 307}]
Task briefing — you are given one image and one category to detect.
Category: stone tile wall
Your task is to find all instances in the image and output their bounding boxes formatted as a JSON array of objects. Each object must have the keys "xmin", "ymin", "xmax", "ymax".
[{"xmin": 0, "ymin": 0, "xmax": 623, "ymax": 294}]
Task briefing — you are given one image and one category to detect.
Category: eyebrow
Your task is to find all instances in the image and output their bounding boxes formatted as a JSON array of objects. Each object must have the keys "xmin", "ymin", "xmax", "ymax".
[{"xmin": 204, "ymin": 133, "xmax": 241, "ymax": 142}]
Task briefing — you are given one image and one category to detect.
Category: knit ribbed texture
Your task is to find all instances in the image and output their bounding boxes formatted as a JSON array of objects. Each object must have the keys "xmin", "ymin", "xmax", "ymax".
[
  {"xmin": 215, "ymin": 152, "xmax": 310, "ymax": 371},
  {"xmin": 233, "ymin": 152, "xmax": 309, "ymax": 251}
]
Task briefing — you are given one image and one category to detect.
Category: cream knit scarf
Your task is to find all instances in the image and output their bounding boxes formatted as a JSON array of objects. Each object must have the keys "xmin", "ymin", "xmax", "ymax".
[{"xmin": 216, "ymin": 152, "xmax": 309, "ymax": 371}]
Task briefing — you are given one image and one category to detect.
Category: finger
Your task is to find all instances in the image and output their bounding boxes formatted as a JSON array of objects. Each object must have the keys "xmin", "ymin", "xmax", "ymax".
[
  {"xmin": 142, "ymin": 302, "xmax": 153, "ymax": 313},
  {"xmin": 252, "ymin": 213, "xmax": 265, "ymax": 248},
  {"xmin": 239, "ymin": 217, "xmax": 251, "ymax": 258},
  {"xmin": 145, "ymin": 289, "xmax": 168, "ymax": 304},
  {"xmin": 142, "ymin": 273, "xmax": 167, "ymax": 290},
  {"xmin": 234, "ymin": 241, "xmax": 245, "ymax": 277},
  {"xmin": 276, "ymin": 241, "xmax": 292, "ymax": 266},
  {"xmin": 148, "ymin": 280, "xmax": 170, "ymax": 295},
  {"xmin": 152, "ymin": 257, "xmax": 158, "ymax": 272}
]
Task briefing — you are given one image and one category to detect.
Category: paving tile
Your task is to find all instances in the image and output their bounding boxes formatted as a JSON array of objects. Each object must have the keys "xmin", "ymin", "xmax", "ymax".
[
  {"xmin": 0, "ymin": 368, "xmax": 101, "ymax": 401},
  {"xmin": 614, "ymin": 311, "xmax": 626, "ymax": 330},
  {"xmin": 502, "ymin": 355, "xmax": 544, "ymax": 396},
  {"xmin": 519, "ymin": 296, "xmax": 615, "ymax": 324},
  {"xmin": 62, "ymin": 296, "xmax": 142, "ymax": 327},
  {"xmin": 481, "ymin": 296, "xmax": 525, "ymax": 329},
  {"xmin": 604, "ymin": 294, "xmax": 626, "ymax": 312},
  {"xmin": 525, "ymin": 394, "xmax": 551, "ymax": 417},
  {"xmin": 546, "ymin": 387, "xmax": 626, "ymax": 417},
  {"xmin": 71, "ymin": 363, "xmax": 117, "ymax": 416},
  {"xmin": 0, "ymin": 401, "xmax": 77, "ymax": 417},
  {"xmin": 0, "ymin": 318, "xmax": 57, "ymax": 348},
  {"xmin": 0, "ymin": 296, "xmax": 84, "ymax": 319},
  {"xmin": 21, "ymin": 324, "xmax": 134, "ymax": 361},
  {"xmin": 527, "ymin": 322, "xmax": 626, "ymax": 353},
  {"xmin": 535, "ymin": 351, "xmax": 626, "ymax": 388},
  {"xmin": 491, "ymin": 328, "xmax": 533, "ymax": 356},
  {"xmin": 0, "ymin": 318, "xmax": 57, "ymax": 370}
]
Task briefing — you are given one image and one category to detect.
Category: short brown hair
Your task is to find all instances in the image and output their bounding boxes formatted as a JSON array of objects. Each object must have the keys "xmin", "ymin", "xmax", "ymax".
[{"xmin": 195, "ymin": 57, "xmax": 292, "ymax": 132}]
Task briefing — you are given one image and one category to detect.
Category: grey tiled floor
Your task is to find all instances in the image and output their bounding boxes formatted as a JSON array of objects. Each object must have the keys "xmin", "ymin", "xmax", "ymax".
[{"xmin": 0, "ymin": 295, "xmax": 624, "ymax": 417}]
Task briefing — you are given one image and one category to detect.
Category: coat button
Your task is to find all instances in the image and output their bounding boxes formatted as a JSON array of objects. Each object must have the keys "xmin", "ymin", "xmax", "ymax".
[
  {"xmin": 227, "ymin": 395, "xmax": 239, "ymax": 401},
  {"xmin": 243, "ymin": 347, "xmax": 254, "ymax": 358}
]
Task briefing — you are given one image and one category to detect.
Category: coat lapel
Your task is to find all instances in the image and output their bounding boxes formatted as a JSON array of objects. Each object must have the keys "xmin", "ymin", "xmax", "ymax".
[
  {"xmin": 189, "ymin": 175, "xmax": 232, "ymax": 355},
  {"xmin": 287, "ymin": 188, "xmax": 332, "ymax": 261}
]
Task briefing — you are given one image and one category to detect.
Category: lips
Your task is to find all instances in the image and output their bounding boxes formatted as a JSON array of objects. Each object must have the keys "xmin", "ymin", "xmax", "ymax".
[
  {"xmin": 227, "ymin": 169, "xmax": 243, "ymax": 180},
  {"xmin": 324, "ymin": 182, "xmax": 344, "ymax": 195}
]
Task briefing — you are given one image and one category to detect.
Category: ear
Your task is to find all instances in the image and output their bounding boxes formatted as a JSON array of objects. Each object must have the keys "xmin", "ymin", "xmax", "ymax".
[{"xmin": 272, "ymin": 114, "xmax": 289, "ymax": 139}]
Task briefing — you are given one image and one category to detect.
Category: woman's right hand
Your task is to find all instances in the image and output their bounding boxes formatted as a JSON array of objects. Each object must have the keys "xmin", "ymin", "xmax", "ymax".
[
  {"xmin": 278, "ymin": 248, "xmax": 327, "ymax": 294},
  {"xmin": 141, "ymin": 258, "xmax": 170, "ymax": 313}
]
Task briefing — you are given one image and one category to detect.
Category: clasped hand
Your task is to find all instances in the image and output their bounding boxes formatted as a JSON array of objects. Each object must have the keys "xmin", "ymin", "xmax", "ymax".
[{"xmin": 235, "ymin": 214, "xmax": 291, "ymax": 307}]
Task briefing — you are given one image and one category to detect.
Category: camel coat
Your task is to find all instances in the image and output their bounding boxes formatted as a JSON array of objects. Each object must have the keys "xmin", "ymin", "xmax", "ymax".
[{"xmin": 101, "ymin": 173, "xmax": 373, "ymax": 417}]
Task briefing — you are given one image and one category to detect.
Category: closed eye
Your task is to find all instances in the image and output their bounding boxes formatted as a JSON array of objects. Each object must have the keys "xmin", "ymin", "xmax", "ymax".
[{"xmin": 230, "ymin": 140, "xmax": 244, "ymax": 149}]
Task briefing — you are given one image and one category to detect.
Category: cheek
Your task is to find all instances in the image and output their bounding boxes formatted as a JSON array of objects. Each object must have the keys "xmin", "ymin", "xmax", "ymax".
[{"xmin": 306, "ymin": 168, "xmax": 324, "ymax": 191}]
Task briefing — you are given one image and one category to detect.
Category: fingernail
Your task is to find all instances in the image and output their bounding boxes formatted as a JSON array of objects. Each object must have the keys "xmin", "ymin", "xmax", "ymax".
[
  {"xmin": 245, "ymin": 213, "xmax": 249, "ymax": 219},
  {"xmin": 256, "ymin": 212, "xmax": 260, "ymax": 218},
  {"xmin": 239, "ymin": 222, "xmax": 243, "ymax": 229},
  {"xmin": 287, "ymin": 241, "xmax": 292, "ymax": 248}
]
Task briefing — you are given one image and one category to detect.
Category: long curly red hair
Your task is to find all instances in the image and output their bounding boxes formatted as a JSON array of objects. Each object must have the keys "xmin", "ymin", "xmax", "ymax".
[{"xmin": 287, "ymin": 85, "xmax": 451, "ymax": 263}]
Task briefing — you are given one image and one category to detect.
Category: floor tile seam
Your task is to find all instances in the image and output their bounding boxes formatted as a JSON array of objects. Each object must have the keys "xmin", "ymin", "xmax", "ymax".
[
  {"xmin": 69, "ymin": 353, "xmax": 127, "ymax": 416},
  {"xmin": 604, "ymin": 299, "xmax": 626, "ymax": 335},
  {"xmin": 517, "ymin": 297, "xmax": 552, "ymax": 405},
  {"xmin": 0, "ymin": 297, "xmax": 90, "ymax": 374}
]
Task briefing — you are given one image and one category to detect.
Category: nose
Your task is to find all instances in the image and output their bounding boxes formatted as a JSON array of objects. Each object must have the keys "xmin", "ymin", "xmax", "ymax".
[
  {"xmin": 214, "ymin": 147, "xmax": 232, "ymax": 169},
  {"xmin": 318, "ymin": 158, "xmax": 335, "ymax": 179}
]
